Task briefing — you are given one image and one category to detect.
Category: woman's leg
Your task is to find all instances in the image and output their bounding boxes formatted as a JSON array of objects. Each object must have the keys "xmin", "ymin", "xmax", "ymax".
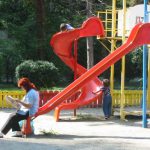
[{"xmin": 1, "ymin": 112, "xmax": 29, "ymax": 135}]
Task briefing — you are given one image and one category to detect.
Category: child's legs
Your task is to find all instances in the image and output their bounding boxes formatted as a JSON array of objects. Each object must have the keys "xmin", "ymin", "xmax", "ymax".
[
  {"xmin": 103, "ymin": 96, "xmax": 109, "ymax": 117},
  {"xmin": 108, "ymin": 96, "xmax": 112, "ymax": 117},
  {"xmin": 102, "ymin": 103, "xmax": 107, "ymax": 117},
  {"xmin": 103, "ymin": 95, "xmax": 112, "ymax": 117}
]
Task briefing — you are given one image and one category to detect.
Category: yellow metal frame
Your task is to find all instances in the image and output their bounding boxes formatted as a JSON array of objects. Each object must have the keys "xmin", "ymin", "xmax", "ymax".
[
  {"xmin": 97, "ymin": 0, "xmax": 150, "ymax": 119},
  {"xmin": 120, "ymin": 0, "xmax": 126, "ymax": 119}
]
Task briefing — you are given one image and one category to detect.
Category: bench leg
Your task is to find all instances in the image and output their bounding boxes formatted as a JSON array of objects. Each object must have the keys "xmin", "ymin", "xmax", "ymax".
[{"xmin": 22, "ymin": 118, "xmax": 33, "ymax": 137}]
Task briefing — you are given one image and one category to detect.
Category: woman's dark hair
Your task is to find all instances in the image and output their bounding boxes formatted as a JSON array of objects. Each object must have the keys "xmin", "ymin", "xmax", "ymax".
[
  {"xmin": 103, "ymin": 79, "xmax": 110, "ymax": 87},
  {"xmin": 18, "ymin": 77, "xmax": 37, "ymax": 92}
]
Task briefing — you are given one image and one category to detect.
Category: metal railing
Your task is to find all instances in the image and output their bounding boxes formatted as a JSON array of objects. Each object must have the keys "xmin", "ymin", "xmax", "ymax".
[{"xmin": 0, "ymin": 90, "xmax": 142, "ymax": 108}]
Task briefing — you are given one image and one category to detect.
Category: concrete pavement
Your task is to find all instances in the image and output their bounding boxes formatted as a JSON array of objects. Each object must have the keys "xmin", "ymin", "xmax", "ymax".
[{"xmin": 0, "ymin": 108, "xmax": 150, "ymax": 150}]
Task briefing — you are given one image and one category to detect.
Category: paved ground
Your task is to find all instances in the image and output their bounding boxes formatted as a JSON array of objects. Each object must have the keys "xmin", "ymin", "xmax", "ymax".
[{"xmin": 0, "ymin": 108, "xmax": 150, "ymax": 150}]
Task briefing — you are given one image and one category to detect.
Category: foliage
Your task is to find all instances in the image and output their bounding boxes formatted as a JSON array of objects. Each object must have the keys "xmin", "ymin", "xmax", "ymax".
[
  {"xmin": 130, "ymin": 47, "xmax": 142, "ymax": 77},
  {"xmin": 0, "ymin": 0, "xmax": 37, "ymax": 59},
  {"xmin": 15, "ymin": 60, "xmax": 59, "ymax": 88},
  {"xmin": 0, "ymin": 0, "xmax": 144, "ymax": 87},
  {"xmin": 0, "ymin": 38, "xmax": 22, "ymax": 82},
  {"xmin": 127, "ymin": 0, "xmax": 143, "ymax": 6}
]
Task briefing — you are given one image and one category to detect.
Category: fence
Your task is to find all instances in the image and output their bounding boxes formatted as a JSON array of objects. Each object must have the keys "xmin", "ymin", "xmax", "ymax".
[
  {"xmin": 113, "ymin": 90, "xmax": 142, "ymax": 107},
  {"xmin": 0, "ymin": 90, "xmax": 143, "ymax": 108},
  {"xmin": 0, "ymin": 91, "xmax": 25, "ymax": 108}
]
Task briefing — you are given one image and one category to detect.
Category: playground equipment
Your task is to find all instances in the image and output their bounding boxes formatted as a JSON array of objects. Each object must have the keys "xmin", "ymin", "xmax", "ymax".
[
  {"xmin": 6, "ymin": 15, "xmax": 150, "ymax": 134},
  {"xmin": 21, "ymin": 1, "xmax": 150, "ymax": 132},
  {"xmin": 143, "ymin": 0, "xmax": 149, "ymax": 128},
  {"xmin": 38, "ymin": 17, "xmax": 105, "ymax": 120},
  {"xmin": 97, "ymin": 0, "xmax": 150, "ymax": 128},
  {"xmin": 50, "ymin": 17, "xmax": 105, "ymax": 121},
  {"xmin": 33, "ymin": 17, "xmax": 150, "ymax": 123}
]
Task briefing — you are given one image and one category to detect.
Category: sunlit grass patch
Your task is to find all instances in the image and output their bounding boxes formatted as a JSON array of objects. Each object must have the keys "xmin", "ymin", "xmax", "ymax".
[{"xmin": 40, "ymin": 129, "xmax": 59, "ymax": 136}]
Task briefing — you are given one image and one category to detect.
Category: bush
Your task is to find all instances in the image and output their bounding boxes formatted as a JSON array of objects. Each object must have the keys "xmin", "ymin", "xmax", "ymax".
[{"xmin": 15, "ymin": 60, "xmax": 59, "ymax": 88}]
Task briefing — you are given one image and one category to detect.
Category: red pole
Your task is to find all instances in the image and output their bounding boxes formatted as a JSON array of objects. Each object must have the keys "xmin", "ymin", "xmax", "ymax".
[
  {"xmin": 74, "ymin": 39, "xmax": 78, "ymax": 80},
  {"xmin": 73, "ymin": 39, "xmax": 78, "ymax": 116}
]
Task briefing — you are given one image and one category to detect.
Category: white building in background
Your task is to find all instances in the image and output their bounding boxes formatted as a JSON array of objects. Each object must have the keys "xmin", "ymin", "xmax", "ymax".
[{"xmin": 117, "ymin": 4, "xmax": 150, "ymax": 37}]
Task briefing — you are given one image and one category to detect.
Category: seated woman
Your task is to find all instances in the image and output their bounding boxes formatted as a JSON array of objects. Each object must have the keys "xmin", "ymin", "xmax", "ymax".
[{"xmin": 0, "ymin": 77, "xmax": 39, "ymax": 138}]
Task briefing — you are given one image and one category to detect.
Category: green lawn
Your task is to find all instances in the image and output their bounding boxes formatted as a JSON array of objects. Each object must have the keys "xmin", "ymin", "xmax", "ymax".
[
  {"xmin": 0, "ymin": 83, "xmax": 20, "ymax": 91},
  {"xmin": 0, "ymin": 83, "xmax": 64, "ymax": 91},
  {"xmin": 0, "ymin": 77, "xmax": 142, "ymax": 91}
]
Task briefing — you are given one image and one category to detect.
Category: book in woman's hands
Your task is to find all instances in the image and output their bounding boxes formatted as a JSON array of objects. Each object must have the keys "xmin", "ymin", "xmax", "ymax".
[{"xmin": 5, "ymin": 95, "xmax": 21, "ymax": 109}]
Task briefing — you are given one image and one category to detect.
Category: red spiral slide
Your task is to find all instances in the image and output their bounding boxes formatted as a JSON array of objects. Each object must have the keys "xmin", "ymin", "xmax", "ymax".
[{"xmin": 50, "ymin": 17, "xmax": 105, "ymax": 121}]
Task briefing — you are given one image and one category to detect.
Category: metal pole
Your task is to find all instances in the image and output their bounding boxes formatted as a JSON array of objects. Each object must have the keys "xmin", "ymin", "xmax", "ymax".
[
  {"xmin": 147, "ymin": 0, "xmax": 150, "ymax": 110},
  {"xmin": 110, "ymin": 0, "xmax": 116, "ymax": 108},
  {"xmin": 73, "ymin": 39, "xmax": 78, "ymax": 117},
  {"xmin": 120, "ymin": 0, "xmax": 126, "ymax": 119},
  {"xmin": 86, "ymin": 0, "xmax": 94, "ymax": 69},
  {"xmin": 147, "ymin": 45, "xmax": 150, "ymax": 108},
  {"xmin": 142, "ymin": 0, "xmax": 148, "ymax": 128}
]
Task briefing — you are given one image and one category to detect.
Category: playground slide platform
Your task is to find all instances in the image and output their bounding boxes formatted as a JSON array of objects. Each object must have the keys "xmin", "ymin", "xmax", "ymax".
[
  {"xmin": 35, "ymin": 18, "xmax": 150, "ymax": 121},
  {"xmin": 113, "ymin": 106, "xmax": 150, "ymax": 120}
]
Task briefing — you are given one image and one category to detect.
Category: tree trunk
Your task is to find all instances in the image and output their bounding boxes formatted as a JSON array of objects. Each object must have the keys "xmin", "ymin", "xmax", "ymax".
[
  {"xmin": 35, "ymin": 0, "xmax": 45, "ymax": 60},
  {"xmin": 86, "ymin": 0, "xmax": 94, "ymax": 69}
]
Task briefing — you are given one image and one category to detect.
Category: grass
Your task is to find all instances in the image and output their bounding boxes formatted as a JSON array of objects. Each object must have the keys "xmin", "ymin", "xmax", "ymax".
[
  {"xmin": 0, "ymin": 83, "xmax": 64, "ymax": 91},
  {"xmin": 114, "ymin": 78, "xmax": 142, "ymax": 90},
  {"xmin": 42, "ymin": 87, "xmax": 64, "ymax": 91},
  {"xmin": 0, "ymin": 77, "xmax": 142, "ymax": 91},
  {"xmin": 76, "ymin": 114, "xmax": 101, "ymax": 121},
  {"xmin": 40, "ymin": 129, "xmax": 59, "ymax": 136},
  {"xmin": 0, "ymin": 83, "xmax": 20, "ymax": 91}
]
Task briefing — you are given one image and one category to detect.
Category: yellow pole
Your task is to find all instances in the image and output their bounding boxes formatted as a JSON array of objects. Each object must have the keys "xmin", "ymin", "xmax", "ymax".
[
  {"xmin": 120, "ymin": 0, "xmax": 126, "ymax": 119},
  {"xmin": 110, "ymin": 0, "xmax": 116, "ymax": 107}
]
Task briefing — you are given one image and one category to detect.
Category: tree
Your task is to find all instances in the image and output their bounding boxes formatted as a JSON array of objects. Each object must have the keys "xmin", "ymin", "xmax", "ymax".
[
  {"xmin": 0, "ymin": 0, "xmax": 142, "ymax": 85},
  {"xmin": 86, "ymin": 0, "xmax": 94, "ymax": 69},
  {"xmin": 16, "ymin": 60, "xmax": 59, "ymax": 88},
  {"xmin": 34, "ymin": 0, "xmax": 46, "ymax": 60}
]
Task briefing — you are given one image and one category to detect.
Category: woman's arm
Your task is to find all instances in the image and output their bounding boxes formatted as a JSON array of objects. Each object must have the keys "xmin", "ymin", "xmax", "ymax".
[{"xmin": 15, "ymin": 99, "xmax": 32, "ymax": 108}]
